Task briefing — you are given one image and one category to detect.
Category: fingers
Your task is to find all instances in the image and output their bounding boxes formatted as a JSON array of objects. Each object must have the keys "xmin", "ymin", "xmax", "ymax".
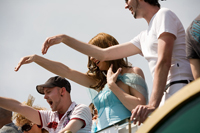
[
  {"xmin": 14, "ymin": 56, "xmax": 33, "ymax": 71},
  {"xmin": 107, "ymin": 64, "xmax": 113, "ymax": 74},
  {"xmin": 41, "ymin": 35, "xmax": 63, "ymax": 55},
  {"xmin": 130, "ymin": 107, "xmax": 138, "ymax": 122},
  {"xmin": 41, "ymin": 39, "xmax": 49, "ymax": 55},
  {"xmin": 130, "ymin": 105, "xmax": 146, "ymax": 125},
  {"xmin": 14, "ymin": 62, "xmax": 22, "ymax": 71},
  {"xmin": 14, "ymin": 57, "xmax": 26, "ymax": 71},
  {"xmin": 115, "ymin": 67, "xmax": 122, "ymax": 76}
]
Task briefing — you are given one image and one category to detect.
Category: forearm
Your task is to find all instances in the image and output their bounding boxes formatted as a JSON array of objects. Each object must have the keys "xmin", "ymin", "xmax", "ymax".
[
  {"xmin": 61, "ymin": 35, "xmax": 138, "ymax": 61},
  {"xmin": 58, "ymin": 119, "xmax": 83, "ymax": 133},
  {"xmin": 149, "ymin": 63, "xmax": 170, "ymax": 108},
  {"xmin": 189, "ymin": 59, "xmax": 200, "ymax": 79},
  {"xmin": 0, "ymin": 97, "xmax": 22, "ymax": 113},
  {"xmin": 0, "ymin": 97, "xmax": 41, "ymax": 125},
  {"xmin": 108, "ymin": 83, "xmax": 145, "ymax": 111},
  {"xmin": 34, "ymin": 54, "xmax": 71, "ymax": 78},
  {"xmin": 61, "ymin": 34, "xmax": 105, "ymax": 60},
  {"xmin": 34, "ymin": 55, "xmax": 95, "ymax": 88}
]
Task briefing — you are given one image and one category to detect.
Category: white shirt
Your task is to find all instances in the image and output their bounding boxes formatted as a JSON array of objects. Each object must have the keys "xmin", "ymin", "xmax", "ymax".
[
  {"xmin": 130, "ymin": 8, "xmax": 193, "ymax": 83},
  {"xmin": 39, "ymin": 102, "xmax": 92, "ymax": 133}
]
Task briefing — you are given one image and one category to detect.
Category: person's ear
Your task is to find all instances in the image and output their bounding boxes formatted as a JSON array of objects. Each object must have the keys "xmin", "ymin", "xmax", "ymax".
[{"xmin": 60, "ymin": 87, "xmax": 66, "ymax": 97}]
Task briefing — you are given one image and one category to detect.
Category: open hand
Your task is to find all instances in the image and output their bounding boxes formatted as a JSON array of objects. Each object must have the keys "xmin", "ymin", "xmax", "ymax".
[
  {"xmin": 42, "ymin": 34, "xmax": 64, "ymax": 55},
  {"xmin": 107, "ymin": 64, "xmax": 121, "ymax": 87},
  {"xmin": 15, "ymin": 55, "xmax": 35, "ymax": 71}
]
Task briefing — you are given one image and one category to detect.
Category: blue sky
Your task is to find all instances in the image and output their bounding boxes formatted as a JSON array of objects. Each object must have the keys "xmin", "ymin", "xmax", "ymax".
[{"xmin": 0, "ymin": 0, "xmax": 199, "ymax": 110}]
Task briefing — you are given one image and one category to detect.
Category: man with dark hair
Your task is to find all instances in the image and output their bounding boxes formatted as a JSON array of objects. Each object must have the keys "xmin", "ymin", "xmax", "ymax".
[
  {"xmin": 144, "ymin": 0, "xmax": 160, "ymax": 7},
  {"xmin": 26, "ymin": 0, "xmax": 193, "ymax": 125},
  {"xmin": 0, "ymin": 76, "xmax": 92, "ymax": 133},
  {"xmin": 0, "ymin": 107, "xmax": 22, "ymax": 133}
]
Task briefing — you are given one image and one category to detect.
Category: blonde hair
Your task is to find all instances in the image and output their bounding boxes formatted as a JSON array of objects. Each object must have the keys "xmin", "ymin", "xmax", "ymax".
[{"xmin": 12, "ymin": 95, "xmax": 48, "ymax": 133}]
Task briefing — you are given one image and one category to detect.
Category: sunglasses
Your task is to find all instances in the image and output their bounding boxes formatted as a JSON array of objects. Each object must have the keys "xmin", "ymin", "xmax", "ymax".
[{"xmin": 21, "ymin": 123, "xmax": 33, "ymax": 132}]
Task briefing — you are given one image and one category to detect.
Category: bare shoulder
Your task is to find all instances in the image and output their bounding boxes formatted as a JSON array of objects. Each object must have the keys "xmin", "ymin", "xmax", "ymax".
[
  {"xmin": 123, "ymin": 67, "xmax": 145, "ymax": 80},
  {"xmin": 133, "ymin": 67, "xmax": 145, "ymax": 79}
]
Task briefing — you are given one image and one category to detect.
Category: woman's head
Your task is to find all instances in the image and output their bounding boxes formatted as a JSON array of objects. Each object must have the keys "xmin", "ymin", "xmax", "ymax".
[
  {"xmin": 87, "ymin": 33, "xmax": 130, "ymax": 90},
  {"xmin": 12, "ymin": 95, "xmax": 48, "ymax": 133}
]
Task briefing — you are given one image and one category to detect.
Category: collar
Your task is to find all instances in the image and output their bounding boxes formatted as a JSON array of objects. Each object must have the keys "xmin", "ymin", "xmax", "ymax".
[{"xmin": 58, "ymin": 102, "xmax": 77, "ymax": 121}]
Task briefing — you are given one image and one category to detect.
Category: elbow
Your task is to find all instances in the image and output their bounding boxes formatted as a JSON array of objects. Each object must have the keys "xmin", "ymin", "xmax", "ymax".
[
  {"xmin": 99, "ymin": 49, "xmax": 110, "ymax": 61},
  {"xmin": 56, "ymin": 62, "xmax": 71, "ymax": 78}
]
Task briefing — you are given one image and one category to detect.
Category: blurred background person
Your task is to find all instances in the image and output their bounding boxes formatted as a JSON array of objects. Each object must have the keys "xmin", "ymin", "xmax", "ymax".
[
  {"xmin": 0, "ymin": 107, "xmax": 22, "ymax": 133},
  {"xmin": 186, "ymin": 14, "xmax": 200, "ymax": 80},
  {"xmin": 12, "ymin": 94, "xmax": 48, "ymax": 133}
]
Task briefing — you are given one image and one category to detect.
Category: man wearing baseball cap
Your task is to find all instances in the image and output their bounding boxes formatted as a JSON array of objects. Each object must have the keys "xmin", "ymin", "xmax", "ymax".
[{"xmin": 0, "ymin": 76, "xmax": 92, "ymax": 133}]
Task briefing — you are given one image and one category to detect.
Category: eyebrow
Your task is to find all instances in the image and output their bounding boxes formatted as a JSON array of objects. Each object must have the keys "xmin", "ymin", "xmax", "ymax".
[{"xmin": 44, "ymin": 88, "xmax": 52, "ymax": 93}]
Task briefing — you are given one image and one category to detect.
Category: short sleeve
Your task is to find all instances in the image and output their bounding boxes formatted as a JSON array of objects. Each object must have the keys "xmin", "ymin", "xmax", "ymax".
[
  {"xmin": 155, "ymin": 8, "xmax": 179, "ymax": 38},
  {"xmin": 130, "ymin": 32, "xmax": 143, "ymax": 50},
  {"xmin": 70, "ymin": 104, "xmax": 92, "ymax": 129},
  {"xmin": 130, "ymin": 31, "xmax": 145, "ymax": 56},
  {"xmin": 39, "ymin": 110, "xmax": 54, "ymax": 129}
]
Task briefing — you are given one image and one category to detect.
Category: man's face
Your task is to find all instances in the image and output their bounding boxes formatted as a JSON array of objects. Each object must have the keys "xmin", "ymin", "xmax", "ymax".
[
  {"xmin": 125, "ymin": 0, "xmax": 140, "ymax": 18},
  {"xmin": 43, "ymin": 87, "xmax": 62, "ymax": 111}
]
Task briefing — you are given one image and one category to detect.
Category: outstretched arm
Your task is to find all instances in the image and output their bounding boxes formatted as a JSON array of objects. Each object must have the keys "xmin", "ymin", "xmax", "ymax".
[
  {"xmin": 107, "ymin": 64, "xmax": 146, "ymax": 111},
  {"xmin": 15, "ymin": 54, "xmax": 96, "ymax": 88},
  {"xmin": 42, "ymin": 34, "xmax": 141, "ymax": 61},
  {"xmin": 0, "ymin": 96, "xmax": 41, "ymax": 125}
]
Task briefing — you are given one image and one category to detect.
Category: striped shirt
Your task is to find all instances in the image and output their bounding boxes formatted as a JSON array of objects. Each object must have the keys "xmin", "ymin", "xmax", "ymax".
[{"xmin": 39, "ymin": 102, "xmax": 92, "ymax": 133}]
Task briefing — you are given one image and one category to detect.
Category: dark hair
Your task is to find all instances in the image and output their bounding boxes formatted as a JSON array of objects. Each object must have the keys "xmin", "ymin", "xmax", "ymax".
[
  {"xmin": 87, "ymin": 33, "xmax": 131, "ymax": 91},
  {"xmin": 144, "ymin": 0, "xmax": 160, "ymax": 8}
]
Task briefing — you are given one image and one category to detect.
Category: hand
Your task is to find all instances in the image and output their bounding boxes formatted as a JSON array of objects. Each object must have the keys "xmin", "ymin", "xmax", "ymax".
[
  {"xmin": 15, "ymin": 55, "xmax": 35, "ymax": 71},
  {"xmin": 42, "ymin": 34, "xmax": 64, "ymax": 55},
  {"xmin": 106, "ymin": 64, "xmax": 121, "ymax": 87},
  {"xmin": 130, "ymin": 104, "xmax": 156, "ymax": 125}
]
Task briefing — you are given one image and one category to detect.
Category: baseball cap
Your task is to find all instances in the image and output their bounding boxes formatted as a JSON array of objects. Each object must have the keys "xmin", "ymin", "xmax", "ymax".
[{"xmin": 36, "ymin": 76, "xmax": 71, "ymax": 94}]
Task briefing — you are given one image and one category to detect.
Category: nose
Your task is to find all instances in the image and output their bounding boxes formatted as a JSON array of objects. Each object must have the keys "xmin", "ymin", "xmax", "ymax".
[
  {"xmin": 90, "ymin": 56, "xmax": 95, "ymax": 61},
  {"xmin": 125, "ymin": 3, "xmax": 129, "ymax": 9},
  {"xmin": 44, "ymin": 94, "xmax": 48, "ymax": 99}
]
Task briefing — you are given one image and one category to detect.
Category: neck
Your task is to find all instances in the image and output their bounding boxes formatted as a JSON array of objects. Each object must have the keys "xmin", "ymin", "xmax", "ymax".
[
  {"xmin": 57, "ymin": 99, "xmax": 72, "ymax": 114},
  {"xmin": 143, "ymin": 5, "xmax": 160, "ymax": 24}
]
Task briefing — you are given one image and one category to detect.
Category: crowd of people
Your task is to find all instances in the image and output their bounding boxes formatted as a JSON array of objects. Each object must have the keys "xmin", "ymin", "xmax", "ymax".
[{"xmin": 0, "ymin": 0, "xmax": 199, "ymax": 133}]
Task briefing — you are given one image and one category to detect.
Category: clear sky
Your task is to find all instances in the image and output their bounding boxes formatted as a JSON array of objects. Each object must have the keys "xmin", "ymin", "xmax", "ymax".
[{"xmin": 0, "ymin": 0, "xmax": 199, "ymax": 110}]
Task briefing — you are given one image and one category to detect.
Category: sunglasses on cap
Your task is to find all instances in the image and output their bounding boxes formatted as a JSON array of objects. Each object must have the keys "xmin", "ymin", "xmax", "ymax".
[{"xmin": 21, "ymin": 123, "xmax": 33, "ymax": 132}]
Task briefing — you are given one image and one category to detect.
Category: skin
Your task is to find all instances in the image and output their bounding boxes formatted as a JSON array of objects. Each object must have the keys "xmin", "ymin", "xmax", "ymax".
[
  {"xmin": 0, "ymin": 86, "xmax": 84, "ymax": 133},
  {"xmin": 23, "ymin": 123, "xmax": 42, "ymax": 133},
  {"xmin": 32, "ymin": 0, "xmax": 175, "ymax": 125},
  {"xmin": 189, "ymin": 59, "xmax": 200, "ymax": 79},
  {"xmin": 15, "ymin": 54, "xmax": 146, "ymax": 112}
]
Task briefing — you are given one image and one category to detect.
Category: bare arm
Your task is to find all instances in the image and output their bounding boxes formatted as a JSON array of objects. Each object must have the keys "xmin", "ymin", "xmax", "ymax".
[
  {"xmin": 0, "ymin": 97, "xmax": 41, "ymax": 125},
  {"xmin": 149, "ymin": 32, "xmax": 175, "ymax": 108},
  {"xmin": 42, "ymin": 34, "xmax": 141, "ymax": 61},
  {"xmin": 107, "ymin": 65, "xmax": 146, "ymax": 111},
  {"xmin": 189, "ymin": 59, "xmax": 200, "ymax": 80},
  {"xmin": 58, "ymin": 119, "xmax": 84, "ymax": 133},
  {"xmin": 15, "ymin": 54, "xmax": 97, "ymax": 88},
  {"xmin": 130, "ymin": 32, "xmax": 175, "ymax": 125}
]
